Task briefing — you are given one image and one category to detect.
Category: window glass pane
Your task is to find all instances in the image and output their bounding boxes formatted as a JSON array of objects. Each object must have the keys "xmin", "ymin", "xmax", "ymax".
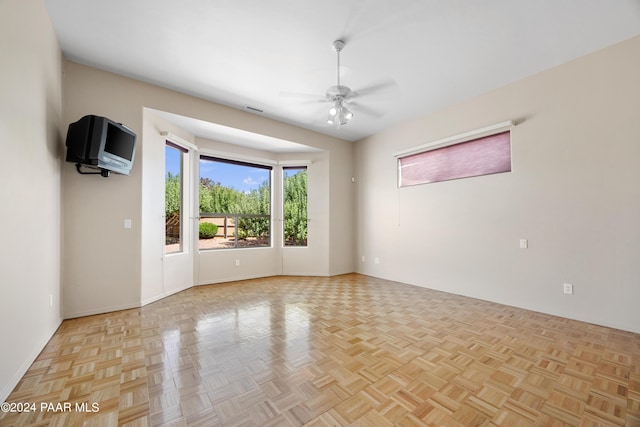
[
  {"xmin": 165, "ymin": 144, "xmax": 183, "ymax": 253},
  {"xmin": 283, "ymin": 167, "xmax": 308, "ymax": 247},
  {"xmin": 399, "ymin": 131, "xmax": 511, "ymax": 187},
  {"xmin": 199, "ymin": 156, "xmax": 271, "ymax": 249}
]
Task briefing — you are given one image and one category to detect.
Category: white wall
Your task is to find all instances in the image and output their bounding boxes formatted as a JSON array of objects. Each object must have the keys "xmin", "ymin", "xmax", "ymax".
[
  {"xmin": 62, "ymin": 62, "xmax": 355, "ymax": 318},
  {"xmin": 0, "ymin": 0, "xmax": 63, "ymax": 402},
  {"xmin": 279, "ymin": 152, "xmax": 331, "ymax": 276},
  {"xmin": 355, "ymin": 36, "xmax": 640, "ymax": 333},
  {"xmin": 141, "ymin": 110, "xmax": 197, "ymax": 305}
]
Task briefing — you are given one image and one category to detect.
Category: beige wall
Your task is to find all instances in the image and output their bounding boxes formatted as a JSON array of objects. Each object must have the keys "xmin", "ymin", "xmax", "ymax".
[
  {"xmin": 355, "ymin": 36, "xmax": 640, "ymax": 333},
  {"xmin": 0, "ymin": 0, "xmax": 64, "ymax": 401},
  {"xmin": 329, "ymin": 142, "xmax": 357, "ymax": 274},
  {"xmin": 62, "ymin": 64, "xmax": 143, "ymax": 318},
  {"xmin": 62, "ymin": 61, "xmax": 355, "ymax": 318}
]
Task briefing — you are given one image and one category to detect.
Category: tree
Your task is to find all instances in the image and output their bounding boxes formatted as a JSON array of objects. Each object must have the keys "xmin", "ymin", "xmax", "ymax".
[
  {"xmin": 197, "ymin": 178, "xmax": 270, "ymax": 239},
  {"xmin": 232, "ymin": 180, "xmax": 270, "ymax": 238},
  {"xmin": 284, "ymin": 169, "xmax": 308, "ymax": 245},
  {"xmin": 165, "ymin": 172, "xmax": 181, "ymax": 218}
]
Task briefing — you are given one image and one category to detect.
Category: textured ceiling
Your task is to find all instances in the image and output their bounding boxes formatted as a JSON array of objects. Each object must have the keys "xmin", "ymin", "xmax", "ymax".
[{"xmin": 45, "ymin": 0, "xmax": 640, "ymax": 146}]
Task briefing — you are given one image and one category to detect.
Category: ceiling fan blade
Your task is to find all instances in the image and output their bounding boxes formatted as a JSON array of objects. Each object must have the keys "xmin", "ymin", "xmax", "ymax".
[
  {"xmin": 350, "ymin": 78, "xmax": 399, "ymax": 98},
  {"xmin": 348, "ymin": 101, "xmax": 385, "ymax": 119},
  {"xmin": 278, "ymin": 90, "xmax": 327, "ymax": 104}
]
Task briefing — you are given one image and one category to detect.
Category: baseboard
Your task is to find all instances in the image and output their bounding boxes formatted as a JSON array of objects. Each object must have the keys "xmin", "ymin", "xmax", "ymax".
[
  {"xmin": 197, "ymin": 272, "xmax": 277, "ymax": 286},
  {"xmin": 141, "ymin": 292, "xmax": 167, "ymax": 307},
  {"xmin": 0, "ymin": 320, "xmax": 62, "ymax": 403},
  {"xmin": 141, "ymin": 284, "xmax": 191, "ymax": 307},
  {"xmin": 281, "ymin": 272, "xmax": 329, "ymax": 277},
  {"xmin": 63, "ymin": 302, "xmax": 140, "ymax": 319}
]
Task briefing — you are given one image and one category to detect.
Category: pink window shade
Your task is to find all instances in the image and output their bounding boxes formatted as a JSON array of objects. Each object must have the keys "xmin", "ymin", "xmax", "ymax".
[{"xmin": 399, "ymin": 131, "xmax": 511, "ymax": 187}]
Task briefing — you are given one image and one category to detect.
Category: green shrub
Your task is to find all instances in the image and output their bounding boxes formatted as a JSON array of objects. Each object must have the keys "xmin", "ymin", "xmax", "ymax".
[
  {"xmin": 237, "ymin": 228, "xmax": 248, "ymax": 240},
  {"xmin": 199, "ymin": 222, "xmax": 218, "ymax": 239}
]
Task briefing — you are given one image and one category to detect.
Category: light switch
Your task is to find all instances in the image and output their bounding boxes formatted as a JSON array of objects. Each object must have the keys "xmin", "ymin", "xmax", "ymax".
[
  {"xmin": 519, "ymin": 239, "xmax": 528, "ymax": 249},
  {"xmin": 124, "ymin": 219, "xmax": 132, "ymax": 229}
]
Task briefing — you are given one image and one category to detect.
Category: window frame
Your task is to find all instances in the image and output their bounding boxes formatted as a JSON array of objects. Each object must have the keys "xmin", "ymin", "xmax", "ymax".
[
  {"xmin": 198, "ymin": 154, "xmax": 273, "ymax": 250},
  {"xmin": 165, "ymin": 141, "xmax": 187, "ymax": 254},
  {"xmin": 395, "ymin": 121, "xmax": 514, "ymax": 188},
  {"xmin": 282, "ymin": 165, "xmax": 308, "ymax": 247}
]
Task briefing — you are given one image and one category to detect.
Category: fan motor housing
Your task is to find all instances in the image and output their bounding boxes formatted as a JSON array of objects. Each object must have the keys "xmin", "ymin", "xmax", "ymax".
[
  {"xmin": 332, "ymin": 40, "xmax": 345, "ymax": 52},
  {"xmin": 326, "ymin": 85, "xmax": 352, "ymax": 101}
]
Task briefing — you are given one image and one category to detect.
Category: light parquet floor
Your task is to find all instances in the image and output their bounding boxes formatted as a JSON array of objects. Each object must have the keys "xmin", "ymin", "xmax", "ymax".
[{"xmin": 1, "ymin": 274, "xmax": 639, "ymax": 426}]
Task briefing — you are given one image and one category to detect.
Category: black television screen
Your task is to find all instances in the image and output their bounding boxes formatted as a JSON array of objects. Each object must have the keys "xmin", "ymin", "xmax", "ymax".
[{"xmin": 104, "ymin": 122, "xmax": 135, "ymax": 161}]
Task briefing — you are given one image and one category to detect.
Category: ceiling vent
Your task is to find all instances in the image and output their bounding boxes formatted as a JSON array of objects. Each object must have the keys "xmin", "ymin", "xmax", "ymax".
[{"xmin": 243, "ymin": 105, "xmax": 264, "ymax": 114}]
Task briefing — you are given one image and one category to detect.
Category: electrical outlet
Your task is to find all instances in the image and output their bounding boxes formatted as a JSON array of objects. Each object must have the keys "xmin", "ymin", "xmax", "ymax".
[
  {"xmin": 49, "ymin": 294, "xmax": 53, "ymax": 308},
  {"xmin": 361, "ymin": 256, "xmax": 365, "ymax": 262},
  {"xmin": 519, "ymin": 239, "xmax": 528, "ymax": 249},
  {"xmin": 563, "ymin": 283, "xmax": 573, "ymax": 295},
  {"xmin": 374, "ymin": 257, "xmax": 380, "ymax": 264},
  {"xmin": 235, "ymin": 259, "xmax": 240, "ymax": 267}
]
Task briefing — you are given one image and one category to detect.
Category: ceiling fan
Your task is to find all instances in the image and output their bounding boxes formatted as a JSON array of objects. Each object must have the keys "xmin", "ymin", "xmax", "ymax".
[
  {"xmin": 326, "ymin": 39, "xmax": 354, "ymax": 127},
  {"xmin": 282, "ymin": 39, "xmax": 397, "ymax": 128}
]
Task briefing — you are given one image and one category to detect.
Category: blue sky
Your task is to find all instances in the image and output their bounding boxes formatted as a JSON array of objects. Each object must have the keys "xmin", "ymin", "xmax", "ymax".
[{"xmin": 166, "ymin": 146, "xmax": 269, "ymax": 192}]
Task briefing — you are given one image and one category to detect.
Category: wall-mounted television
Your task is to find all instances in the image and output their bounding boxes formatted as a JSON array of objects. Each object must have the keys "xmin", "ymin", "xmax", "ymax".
[{"xmin": 65, "ymin": 115, "xmax": 137, "ymax": 176}]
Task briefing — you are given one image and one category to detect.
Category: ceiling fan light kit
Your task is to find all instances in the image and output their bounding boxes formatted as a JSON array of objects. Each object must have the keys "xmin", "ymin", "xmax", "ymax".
[{"xmin": 327, "ymin": 99, "xmax": 353, "ymax": 126}]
